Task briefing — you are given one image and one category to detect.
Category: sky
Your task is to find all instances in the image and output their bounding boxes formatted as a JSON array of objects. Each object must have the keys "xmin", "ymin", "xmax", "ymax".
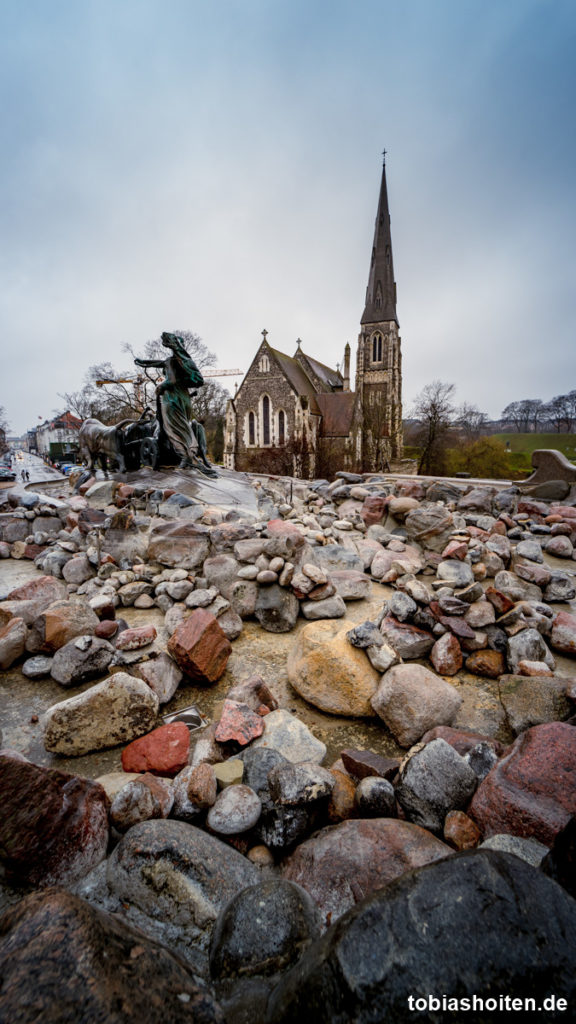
[{"xmin": 1, "ymin": 0, "xmax": 575, "ymax": 435}]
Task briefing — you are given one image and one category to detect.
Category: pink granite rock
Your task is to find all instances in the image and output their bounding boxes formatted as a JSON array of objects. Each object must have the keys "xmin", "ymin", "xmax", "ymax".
[
  {"xmin": 115, "ymin": 624, "xmax": 157, "ymax": 650},
  {"xmin": 215, "ymin": 699, "xmax": 265, "ymax": 746},
  {"xmin": 469, "ymin": 722, "xmax": 576, "ymax": 846}
]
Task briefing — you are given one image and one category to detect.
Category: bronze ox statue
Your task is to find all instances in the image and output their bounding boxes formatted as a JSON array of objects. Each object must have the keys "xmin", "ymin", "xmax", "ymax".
[{"xmin": 78, "ymin": 412, "xmax": 215, "ymax": 478}]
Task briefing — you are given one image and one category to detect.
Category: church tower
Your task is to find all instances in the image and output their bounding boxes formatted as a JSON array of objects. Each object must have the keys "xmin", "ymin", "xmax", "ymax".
[{"xmin": 355, "ymin": 155, "xmax": 403, "ymax": 467}]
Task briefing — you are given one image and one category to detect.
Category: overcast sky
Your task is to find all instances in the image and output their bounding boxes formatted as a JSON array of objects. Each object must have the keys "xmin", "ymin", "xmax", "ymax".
[{"xmin": 1, "ymin": 0, "xmax": 575, "ymax": 435}]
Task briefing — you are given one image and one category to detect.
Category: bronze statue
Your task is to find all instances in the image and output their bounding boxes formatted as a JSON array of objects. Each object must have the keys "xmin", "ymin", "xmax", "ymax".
[{"xmin": 135, "ymin": 332, "xmax": 217, "ymax": 477}]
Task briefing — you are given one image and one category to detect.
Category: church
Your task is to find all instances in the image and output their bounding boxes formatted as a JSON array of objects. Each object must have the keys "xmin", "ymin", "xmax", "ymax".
[{"xmin": 223, "ymin": 158, "xmax": 403, "ymax": 478}]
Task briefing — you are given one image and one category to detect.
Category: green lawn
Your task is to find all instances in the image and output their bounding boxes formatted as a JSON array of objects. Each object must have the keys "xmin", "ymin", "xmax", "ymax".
[{"xmin": 493, "ymin": 433, "xmax": 576, "ymax": 460}]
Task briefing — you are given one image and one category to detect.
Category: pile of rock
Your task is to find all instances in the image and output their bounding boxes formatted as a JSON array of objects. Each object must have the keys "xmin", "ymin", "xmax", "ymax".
[{"xmin": 1, "ymin": 468, "xmax": 576, "ymax": 1020}]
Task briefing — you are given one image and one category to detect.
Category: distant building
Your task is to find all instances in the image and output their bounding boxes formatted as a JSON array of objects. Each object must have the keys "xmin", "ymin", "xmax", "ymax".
[
  {"xmin": 36, "ymin": 411, "xmax": 82, "ymax": 461},
  {"xmin": 224, "ymin": 158, "xmax": 403, "ymax": 477}
]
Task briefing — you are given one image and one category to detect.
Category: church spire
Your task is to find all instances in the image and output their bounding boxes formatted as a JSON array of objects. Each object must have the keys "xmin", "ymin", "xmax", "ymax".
[{"xmin": 361, "ymin": 154, "xmax": 398, "ymax": 326}]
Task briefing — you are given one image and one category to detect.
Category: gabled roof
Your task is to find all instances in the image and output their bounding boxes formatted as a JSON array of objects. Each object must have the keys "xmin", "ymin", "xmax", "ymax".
[
  {"xmin": 297, "ymin": 351, "xmax": 343, "ymax": 391},
  {"xmin": 269, "ymin": 347, "xmax": 318, "ymax": 399},
  {"xmin": 315, "ymin": 392, "xmax": 356, "ymax": 436}
]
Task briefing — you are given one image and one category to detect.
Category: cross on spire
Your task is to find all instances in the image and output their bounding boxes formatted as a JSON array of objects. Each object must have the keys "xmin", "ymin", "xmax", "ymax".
[
  {"xmin": 261, "ymin": 329, "xmax": 268, "ymax": 342},
  {"xmin": 382, "ymin": 147, "xmax": 387, "ymax": 164}
]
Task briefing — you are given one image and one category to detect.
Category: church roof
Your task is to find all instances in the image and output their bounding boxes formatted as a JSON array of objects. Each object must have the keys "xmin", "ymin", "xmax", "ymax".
[
  {"xmin": 361, "ymin": 158, "xmax": 399, "ymax": 326},
  {"xmin": 315, "ymin": 392, "xmax": 356, "ymax": 436},
  {"xmin": 269, "ymin": 347, "xmax": 318, "ymax": 398},
  {"xmin": 298, "ymin": 352, "xmax": 343, "ymax": 391}
]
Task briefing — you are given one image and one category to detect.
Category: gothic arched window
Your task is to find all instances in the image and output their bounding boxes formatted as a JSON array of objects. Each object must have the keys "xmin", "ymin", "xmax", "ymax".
[
  {"xmin": 278, "ymin": 409, "xmax": 285, "ymax": 445},
  {"xmin": 372, "ymin": 333, "xmax": 382, "ymax": 363},
  {"xmin": 262, "ymin": 396, "xmax": 271, "ymax": 445},
  {"xmin": 248, "ymin": 411, "xmax": 255, "ymax": 446}
]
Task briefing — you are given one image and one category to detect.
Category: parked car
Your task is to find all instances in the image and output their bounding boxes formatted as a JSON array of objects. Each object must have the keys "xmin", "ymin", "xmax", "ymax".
[{"xmin": 0, "ymin": 468, "xmax": 16, "ymax": 481}]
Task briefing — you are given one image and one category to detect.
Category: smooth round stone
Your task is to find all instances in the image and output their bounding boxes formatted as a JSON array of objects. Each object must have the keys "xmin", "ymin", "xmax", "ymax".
[
  {"xmin": 21, "ymin": 656, "xmax": 54, "ymax": 679},
  {"xmin": 207, "ymin": 785, "xmax": 262, "ymax": 835},
  {"xmin": 354, "ymin": 777, "xmax": 397, "ymax": 817},
  {"xmin": 237, "ymin": 565, "xmax": 259, "ymax": 580},
  {"xmin": 256, "ymin": 570, "xmax": 279, "ymax": 584}
]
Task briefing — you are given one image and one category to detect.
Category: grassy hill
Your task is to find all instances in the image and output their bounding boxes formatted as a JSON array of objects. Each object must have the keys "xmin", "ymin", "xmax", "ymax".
[{"xmin": 493, "ymin": 433, "xmax": 576, "ymax": 459}]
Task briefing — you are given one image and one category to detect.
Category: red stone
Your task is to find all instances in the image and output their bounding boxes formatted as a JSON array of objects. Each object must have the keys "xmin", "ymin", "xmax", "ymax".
[
  {"xmin": 327, "ymin": 769, "xmax": 357, "ymax": 823},
  {"xmin": 490, "ymin": 521, "xmax": 507, "ymax": 536},
  {"xmin": 167, "ymin": 608, "xmax": 232, "ymax": 684},
  {"xmin": 115, "ymin": 624, "xmax": 157, "ymax": 650},
  {"xmin": 95, "ymin": 619, "xmax": 119, "ymax": 639},
  {"xmin": 214, "ymin": 699, "xmax": 264, "ymax": 746},
  {"xmin": 121, "ymin": 723, "xmax": 190, "ymax": 777},
  {"xmin": 77, "ymin": 508, "xmax": 107, "ymax": 534},
  {"xmin": 441, "ymin": 540, "xmax": 468, "ymax": 561},
  {"xmin": 469, "ymin": 722, "xmax": 576, "ymax": 846},
  {"xmin": 360, "ymin": 495, "xmax": 389, "ymax": 526},
  {"xmin": 444, "ymin": 810, "xmax": 482, "ymax": 850},
  {"xmin": 0, "ymin": 756, "xmax": 109, "ymax": 888},
  {"xmin": 465, "ymin": 649, "xmax": 506, "ymax": 679},
  {"xmin": 430, "ymin": 633, "xmax": 463, "ymax": 676},
  {"xmin": 341, "ymin": 749, "xmax": 400, "ymax": 781},
  {"xmin": 420, "ymin": 725, "xmax": 506, "ymax": 758},
  {"xmin": 485, "ymin": 587, "xmax": 515, "ymax": 615},
  {"xmin": 551, "ymin": 612, "xmax": 576, "ymax": 655}
]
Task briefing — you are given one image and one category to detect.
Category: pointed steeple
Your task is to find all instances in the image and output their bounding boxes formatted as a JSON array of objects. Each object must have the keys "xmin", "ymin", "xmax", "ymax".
[{"xmin": 361, "ymin": 154, "xmax": 398, "ymax": 325}]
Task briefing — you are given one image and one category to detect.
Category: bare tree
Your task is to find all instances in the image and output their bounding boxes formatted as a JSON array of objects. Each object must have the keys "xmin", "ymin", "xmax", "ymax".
[
  {"xmin": 411, "ymin": 380, "xmax": 456, "ymax": 475},
  {"xmin": 501, "ymin": 399, "xmax": 544, "ymax": 433},
  {"xmin": 0, "ymin": 406, "xmax": 10, "ymax": 455},
  {"xmin": 454, "ymin": 402, "xmax": 489, "ymax": 441}
]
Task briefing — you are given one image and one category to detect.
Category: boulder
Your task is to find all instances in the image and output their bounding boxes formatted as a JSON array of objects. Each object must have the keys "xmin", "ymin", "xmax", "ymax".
[
  {"xmin": 42, "ymin": 672, "xmax": 159, "ymax": 755},
  {"xmin": 110, "ymin": 773, "xmax": 174, "ymax": 832},
  {"xmin": 498, "ymin": 674, "xmax": 572, "ymax": 735},
  {"xmin": 287, "ymin": 620, "xmax": 381, "ymax": 717},
  {"xmin": 203, "ymin": 554, "xmax": 242, "ymax": 599},
  {"xmin": 115, "ymin": 624, "xmax": 157, "ymax": 650},
  {"xmin": 379, "ymin": 616, "xmax": 434, "ymax": 659},
  {"xmin": 134, "ymin": 652, "xmax": 183, "ymax": 704},
  {"xmin": 147, "ymin": 519, "xmax": 210, "ymax": 569},
  {"xmin": 371, "ymin": 664, "xmax": 462, "ymax": 747},
  {"xmin": 280, "ymin": 818, "xmax": 451, "ymax": 927},
  {"xmin": 436, "ymin": 559, "xmax": 474, "ymax": 588},
  {"xmin": 395, "ymin": 739, "xmax": 478, "ymax": 833},
  {"xmin": 403, "ymin": 503, "xmax": 454, "ymax": 552},
  {"xmin": 506, "ymin": 628, "xmax": 555, "ymax": 674},
  {"xmin": 0, "ymin": 575, "xmax": 66, "ymax": 626},
  {"xmin": 251, "ymin": 710, "xmax": 326, "ymax": 765},
  {"xmin": 329, "ymin": 569, "xmax": 372, "ymax": 600},
  {"xmin": 107, "ymin": 819, "xmax": 259, "ymax": 949},
  {"xmin": 206, "ymin": 785, "xmax": 262, "ymax": 835},
  {"xmin": 0, "ymin": 616, "xmax": 27, "ymax": 669},
  {"xmin": 26, "ymin": 599, "xmax": 100, "ymax": 654},
  {"xmin": 550, "ymin": 611, "xmax": 576, "ymax": 655},
  {"xmin": 0, "ymin": 890, "xmax": 223, "ymax": 1024},
  {"xmin": 49, "ymin": 635, "xmax": 115, "ymax": 686},
  {"xmin": 300, "ymin": 595, "xmax": 346, "ymax": 620},
  {"xmin": 210, "ymin": 879, "xmax": 321, "ymax": 1021},
  {"xmin": 0, "ymin": 756, "xmax": 109, "ymax": 888},
  {"xmin": 430, "ymin": 632, "xmax": 462, "ymax": 675},
  {"xmin": 354, "ymin": 776, "xmax": 396, "ymax": 817},
  {"xmin": 254, "ymin": 585, "xmax": 300, "ymax": 633},
  {"xmin": 172, "ymin": 762, "xmax": 217, "ymax": 821},
  {"xmin": 469, "ymin": 722, "xmax": 576, "ymax": 845},
  {"xmin": 266, "ymin": 850, "xmax": 576, "ymax": 1023},
  {"xmin": 167, "ymin": 609, "xmax": 232, "ymax": 684}
]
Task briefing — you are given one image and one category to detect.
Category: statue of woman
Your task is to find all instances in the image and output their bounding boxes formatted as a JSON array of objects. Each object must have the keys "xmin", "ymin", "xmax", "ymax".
[{"xmin": 135, "ymin": 332, "xmax": 216, "ymax": 475}]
